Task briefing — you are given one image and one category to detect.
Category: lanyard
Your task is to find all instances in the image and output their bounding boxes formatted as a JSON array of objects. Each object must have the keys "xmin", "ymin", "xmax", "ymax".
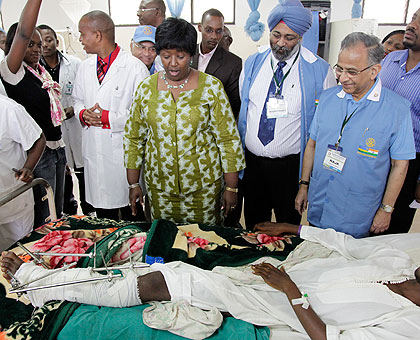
[
  {"xmin": 335, "ymin": 108, "xmax": 357, "ymax": 148},
  {"xmin": 270, "ymin": 50, "xmax": 299, "ymax": 96}
]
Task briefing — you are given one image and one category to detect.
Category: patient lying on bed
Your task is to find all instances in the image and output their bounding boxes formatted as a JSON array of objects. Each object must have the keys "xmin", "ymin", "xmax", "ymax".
[{"xmin": 2, "ymin": 225, "xmax": 420, "ymax": 340}]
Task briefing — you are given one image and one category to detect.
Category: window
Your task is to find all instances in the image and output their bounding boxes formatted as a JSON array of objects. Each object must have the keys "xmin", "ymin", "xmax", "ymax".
[
  {"xmin": 363, "ymin": 0, "xmax": 420, "ymax": 24},
  {"xmin": 109, "ymin": 0, "xmax": 140, "ymax": 26},
  {"xmin": 108, "ymin": 0, "xmax": 234, "ymax": 26}
]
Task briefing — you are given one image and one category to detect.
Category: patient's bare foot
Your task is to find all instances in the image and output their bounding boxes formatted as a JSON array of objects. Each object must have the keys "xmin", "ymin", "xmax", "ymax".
[{"xmin": 1, "ymin": 251, "xmax": 24, "ymax": 281}]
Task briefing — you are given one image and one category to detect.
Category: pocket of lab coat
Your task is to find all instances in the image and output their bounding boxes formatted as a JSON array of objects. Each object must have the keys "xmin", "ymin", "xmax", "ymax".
[{"xmin": 110, "ymin": 88, "xmax": 125, "ymax": 112}]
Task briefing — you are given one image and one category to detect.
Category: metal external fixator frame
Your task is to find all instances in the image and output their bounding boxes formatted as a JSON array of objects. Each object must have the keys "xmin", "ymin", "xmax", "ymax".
[
  {"xmin": 9, "ymin": 242, "xmax": 150, "ymax": 295},
  {"xmin": 9, "ymin": 272, "xmax": 124, "ymax": 295},
  {"xmin": 89, "ymin": 243, "xmax": 150, "ymax": 272},
  {"xmin": 33, "ymin": 251, "xmax": 95, "ymax": 258},
  {"xmin": 17, "ymin": 240, "xmax": 98, "ymax": 269},
  {"xmin": 17, "ymin": 242, "xmax": 49, "ymax": 269},
  {"xmin": 11, "ymin": 261, "xmax": 78, "ymax": 291}
]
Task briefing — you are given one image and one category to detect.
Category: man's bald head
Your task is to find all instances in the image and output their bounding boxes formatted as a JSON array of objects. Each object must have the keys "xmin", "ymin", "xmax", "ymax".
[
  {"xmin": 144, "ymin": 0, "xmax": 166, "ymax": 13},
  {"xmin": 80, "ymin": 10, "xmax": 115, "ymax": 43}
]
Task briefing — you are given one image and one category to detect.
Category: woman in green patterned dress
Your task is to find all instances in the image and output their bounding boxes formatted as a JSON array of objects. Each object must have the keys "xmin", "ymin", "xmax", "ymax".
[{"xmin": 124, "ymin": 18, "xmax": 245, "ymax": 226}]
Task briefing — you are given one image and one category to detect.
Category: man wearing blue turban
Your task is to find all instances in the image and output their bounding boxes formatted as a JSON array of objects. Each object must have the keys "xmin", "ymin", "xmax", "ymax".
[{"xmin": 237, "ymin": 0, "xmax": 336, "ymax": 230}]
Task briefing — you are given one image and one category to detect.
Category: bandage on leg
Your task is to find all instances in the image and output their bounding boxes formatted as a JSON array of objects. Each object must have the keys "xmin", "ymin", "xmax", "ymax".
[{"xmin": 15, "ymin": 262, "xmax": 143, "ymax": 308}]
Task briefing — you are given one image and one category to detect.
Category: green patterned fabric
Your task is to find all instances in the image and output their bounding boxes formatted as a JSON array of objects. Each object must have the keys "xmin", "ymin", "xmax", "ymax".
[
  {"xmin": 143, "ymin": 219, "xmax": 303, "ymax": 270},
  {"xmin": 124, "ymin": 72, "xmax": 245, "ymax": 224},
  {"xmin": 148, "ymin": 177, "xmax": 224, "ymax": 226}
]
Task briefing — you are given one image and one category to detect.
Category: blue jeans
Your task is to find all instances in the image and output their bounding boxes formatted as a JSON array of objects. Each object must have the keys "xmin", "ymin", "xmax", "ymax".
[{"xmin": 33, "ymin": 147, "xmax": 66, "ymax": 227}]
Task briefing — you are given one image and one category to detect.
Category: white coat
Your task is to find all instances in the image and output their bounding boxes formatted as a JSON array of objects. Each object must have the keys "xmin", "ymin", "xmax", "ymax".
[
  {"xmin": 0, "ymin": 94, "xmax": 42, "ymax": 250},
  {"xmin": 59, "ymin": 53, "xmax": 83, "ymax": 169},
  {"xmin": 73, "ymin": 50, "xmax": 149, "ymax": 209}
]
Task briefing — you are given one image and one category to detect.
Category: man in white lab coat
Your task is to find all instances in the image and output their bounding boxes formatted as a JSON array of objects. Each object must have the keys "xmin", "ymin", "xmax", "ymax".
[
  {"xmin": 73, "ymin": 10, "xmax": 149, "ymax": 220},
  {"xmin": 38, "ymin": 24, "xmax": 94, "ymax": 216}
]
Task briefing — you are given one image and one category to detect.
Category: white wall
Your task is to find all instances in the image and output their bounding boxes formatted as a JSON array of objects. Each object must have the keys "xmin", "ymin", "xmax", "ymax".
[{"xmin": 0, "ymin": 0, "xmax": 407, "ymax": 62}]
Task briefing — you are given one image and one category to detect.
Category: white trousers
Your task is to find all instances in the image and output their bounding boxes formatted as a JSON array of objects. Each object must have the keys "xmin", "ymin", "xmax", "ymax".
[
  {"xmin": 0, "ymin": 208, "xmax": 33, "ymax": 252},
  {"xmin": 15, "ymin": 260, "xmax": 298, "ymax": 329}
]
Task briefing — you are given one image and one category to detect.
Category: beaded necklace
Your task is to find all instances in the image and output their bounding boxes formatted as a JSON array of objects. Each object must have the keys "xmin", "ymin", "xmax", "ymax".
[{"xmin": 161, "ymin": 69, "xmax": 191, "ymax": 89}]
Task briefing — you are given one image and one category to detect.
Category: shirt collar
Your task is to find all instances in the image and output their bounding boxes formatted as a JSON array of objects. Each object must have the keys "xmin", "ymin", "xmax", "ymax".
[
  {"xmin": 199, "ymin": 43, "xmax": 218, "ymax": 58},
  {"xmin": 337, "ymin": 78, "xmax": 382, "ymax": 102},
  {"xmin": 57, "ymin": 50, "xmax": 68, "ymax": 64},
  {"xmin": 400, "ymin": 50, "xmax": 420, "ymax": 72},
  {"xmin": 300, "ymin": 46, "xmax": 317, "ymax": 63},
  {"xmin": 388, "ymin": 49, "xmax": 420, "ymax": 73},
  {"xmin": 383, "ymin": 49, "xmax": 420, "ymax": 74},
  {"xmin": 391, "ymin": 49, "xmax": 409, "ymax": 64},
  {"xmin": 366, "ymin": 78, "xmax": 382, "ymax": 101},
  {"xmin": 97, "ymin": 44, "xmax": 120, "ymax": 65},
  {"xmin": 40, "ymin": 51, "xmax": 63, "ymax": 69}
]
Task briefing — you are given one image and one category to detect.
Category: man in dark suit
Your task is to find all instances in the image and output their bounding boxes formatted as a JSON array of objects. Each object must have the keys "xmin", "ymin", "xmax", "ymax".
[
  {"xmin": 191, "ymin": 8, "xmax": 242, "ymax": 119},
  {"xmin": 191, "ymin": 9, "xmax": 243, "ymax": 228}
]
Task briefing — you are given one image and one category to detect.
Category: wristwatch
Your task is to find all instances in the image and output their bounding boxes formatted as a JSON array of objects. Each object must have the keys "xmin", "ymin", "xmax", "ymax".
[
  {"xmin": 299, "ymin": 179, "xmax": 310, "ymax": 186},
  {"xmin": 380, "ymin": 203, "xmax": 394, "ymax": 213}
]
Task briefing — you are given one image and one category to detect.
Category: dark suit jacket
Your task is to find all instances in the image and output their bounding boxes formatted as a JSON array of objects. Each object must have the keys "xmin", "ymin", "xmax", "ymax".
[{"xmin": 192, "ymin": 45, "xmax": 242, "ymax": 119}]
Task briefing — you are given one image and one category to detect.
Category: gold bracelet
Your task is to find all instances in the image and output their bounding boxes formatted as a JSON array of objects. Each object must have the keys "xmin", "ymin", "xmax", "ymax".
[
  {"xmin": 225, "ymin": 186, "xmax": 238, "ymax": 193},
  {"xmin": 128, "ymin": 183, "xmax": 140, "ymax": 189}
]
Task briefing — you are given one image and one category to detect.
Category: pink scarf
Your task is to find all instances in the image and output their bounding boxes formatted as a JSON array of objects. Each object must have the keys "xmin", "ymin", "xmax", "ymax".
[{"xmin": 24, "ymin": 62, "xmax": 64, "ymax": 127}]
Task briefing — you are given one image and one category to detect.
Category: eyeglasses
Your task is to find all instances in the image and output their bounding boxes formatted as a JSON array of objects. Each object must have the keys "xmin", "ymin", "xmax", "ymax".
[
  {"xmin": 203, "ymin": 27, "xmax": 223, "ymax": 35},
  {"xmin": 132, "ymin": 42, "xmax": 156, "ymax": 53},
  {"xmin": 137, "ymin": 7, "xmax": 158, "ymax": 14},
  {"xmin": 333, "ymin": 64, "xmax": 375, "ymax": 77}
]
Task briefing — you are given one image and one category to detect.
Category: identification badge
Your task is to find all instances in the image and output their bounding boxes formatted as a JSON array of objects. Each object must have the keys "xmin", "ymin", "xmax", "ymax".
[
  {"xmin": 64, "ymin": 82, "xmax": 73, "ymax": 95},
  {"xmin": 323, "ymin": 144, "xmax": 346, "ymax": 173},
  {"xmin": 267, "ymin": 94, "xmax": 288, "ymax": 119}
]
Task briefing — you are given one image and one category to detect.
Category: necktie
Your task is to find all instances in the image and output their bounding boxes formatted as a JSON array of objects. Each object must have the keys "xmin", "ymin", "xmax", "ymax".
[
  {"xmin": 257, "ymin": 61, "xmax": 287, "ymax": 146},
  {"xmin": 97, "ymin": 59, "xmax": 107, "ymax": 84}
]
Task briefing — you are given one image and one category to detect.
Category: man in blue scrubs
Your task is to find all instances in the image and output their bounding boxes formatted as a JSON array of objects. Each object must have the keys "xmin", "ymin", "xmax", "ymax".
[{"xmin": 295, "ymin": 32, "xmax": 416, "ymax": 238}]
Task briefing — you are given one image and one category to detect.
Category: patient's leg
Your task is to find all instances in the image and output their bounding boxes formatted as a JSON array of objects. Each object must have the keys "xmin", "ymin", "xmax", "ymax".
[
  {"xmin": 137, "ymin": 271, "xmax": 170, "ymax": 302},
  {"xmin": 0, "ymin": 251, "xmax": 151, "ymax": 308}
]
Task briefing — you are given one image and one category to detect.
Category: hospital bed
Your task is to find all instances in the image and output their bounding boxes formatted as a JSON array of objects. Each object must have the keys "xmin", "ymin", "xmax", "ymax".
[
  {"xmin": 1, "ymin": 185, "xmax": 419, "ymax": 340},
  {"xmin": 0, "ymin": 215, "xmax": 302, "ymax": 340},
  {"xmin": 0, "ymin": 178, "xmax": 57, "ymax": 223}
]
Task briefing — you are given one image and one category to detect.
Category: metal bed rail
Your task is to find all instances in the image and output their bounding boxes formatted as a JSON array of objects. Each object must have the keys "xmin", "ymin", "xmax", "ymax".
[{"xmin": 0, "ymin": 178, "xmax": 57, "ymax": 223}]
